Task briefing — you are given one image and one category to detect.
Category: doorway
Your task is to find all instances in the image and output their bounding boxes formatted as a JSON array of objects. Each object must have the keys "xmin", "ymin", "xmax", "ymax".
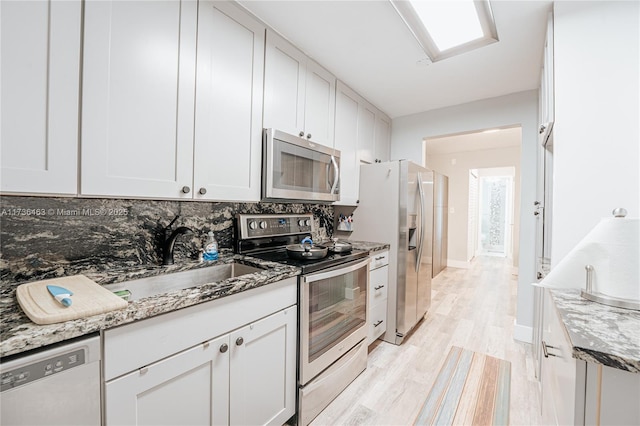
[{"xmin": 474, "ymin": 168, "xmax": 515, "ymax": 259}]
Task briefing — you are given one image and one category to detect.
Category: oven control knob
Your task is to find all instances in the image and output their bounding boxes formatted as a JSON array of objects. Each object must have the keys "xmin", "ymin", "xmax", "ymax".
[
  {"xmin": 305, "ymin": 219, "xmax": 311, "ymax": 227},
  {"xmin": 248, "ymin": 221, "xmax": 258, "ymax": 230},
  {"xmin": 298, "ymin": 219, "xmax": 305, "ymax": 227},
  {"xmin": 259, "ymin": 221, "xmax": 267, "ymax": 229}
]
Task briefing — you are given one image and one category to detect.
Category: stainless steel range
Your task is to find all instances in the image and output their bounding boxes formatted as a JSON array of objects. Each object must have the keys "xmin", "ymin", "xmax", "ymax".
[{"xmin": 235, "ymin": 214, "xmax": 369, "ymax": 425}]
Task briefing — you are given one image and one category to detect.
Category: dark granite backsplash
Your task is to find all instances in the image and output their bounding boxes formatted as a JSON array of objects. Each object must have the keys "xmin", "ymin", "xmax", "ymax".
[{"xmin": 0, "ymin": 196, "xmax": 333, "ymax": 284}]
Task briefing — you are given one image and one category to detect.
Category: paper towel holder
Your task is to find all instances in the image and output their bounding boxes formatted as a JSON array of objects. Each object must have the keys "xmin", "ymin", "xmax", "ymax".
[{"xmin": 579, "ymin": 208, "xmax": 640, "ymax": 311}]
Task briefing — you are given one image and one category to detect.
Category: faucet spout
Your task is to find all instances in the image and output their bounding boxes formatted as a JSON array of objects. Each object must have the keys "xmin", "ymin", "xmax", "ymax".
[{"xmin": 163, "ymin": 226, "xmax": 193, "ymax": 266}]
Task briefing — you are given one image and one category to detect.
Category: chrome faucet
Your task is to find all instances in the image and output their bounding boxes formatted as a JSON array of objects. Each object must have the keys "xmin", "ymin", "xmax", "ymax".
[{"xmin": 162, "ymin": 216, "xmax": 193, "ymax": 266}]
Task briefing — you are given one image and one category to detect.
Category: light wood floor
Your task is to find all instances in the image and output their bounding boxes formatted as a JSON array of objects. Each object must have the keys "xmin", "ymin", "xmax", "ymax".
[{"xmin": 310, "ymin": 256, "xmax": 542, "ymax": 426}]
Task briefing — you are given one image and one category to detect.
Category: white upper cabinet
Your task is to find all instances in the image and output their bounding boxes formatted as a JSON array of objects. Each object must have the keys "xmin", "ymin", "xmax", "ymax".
[
  {"xmin": 81, "ymin": 0, "xmax": 264, "ymax": 201},
  {"xmin": 357, "ymin": 101, "xmax": 376, "ymax": 165},
  {"xmin": 540, "ymin": 11, "xmax": 554, "ymax": 125},
  {"xmin": 193, "ymin": 1, "xmax": 265, "ymax": 201},
  {"xmin": 1, "ymin": 0, "xmax": 81, "ymax": 195},
  {"xmin": 81, "ymin": 0, "xmax": 197, "ymax": 199},
  {"xmin": 335, "ymin": 80, "xmax": 392, "ymax": 205},
  {"xmin": 303, "ymin": 59, "xmax": 336, "ymax": 147},
  {"xmin": 374, "ymin": 111, "xmax": 392, "ymax": 163},
  {"xmin": 264, "ymin": 30, "xmax": 336, "ymax": 147},
  {"xmin": 334, "ymin": 82, "xmax": 361, "ymax": 205}
]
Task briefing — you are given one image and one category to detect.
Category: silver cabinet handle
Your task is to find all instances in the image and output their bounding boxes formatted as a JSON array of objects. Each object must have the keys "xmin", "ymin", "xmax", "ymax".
[
  {"xmin": 181, "ymin": 186, "xmax": 191, "ymax": 194},
  {"xmin": 299, "ymin": 131, "xmax": 305, "ymax": 137},
  {"xmin": 219, "ymin": 343, "xmax": 228, "ymax": 353},
  {"xmin": 374, "ymin": 285, "xmax": 385, "ymax": 290},
  {"xmin": 235, "ymin": 337, "xmax": 244, "ymax": 346},
  {"xmin": 306, "ymin": 133, "xmax": 312, "ymax": 139},
  {"xmin": 534, "ymin": 211, "xmax": 540, "ymax": 216},
  {"xmin": 374, "ymin": 320, "xmax": 383, "ymax": 327},
  {"xmin": 375, "ymin": 256, "xmax": 385, "ymax": 261},
  {"xmin": 199, "ymin": 187, "xmax": 207, "ymax": 195},
  {"xmin": 542, "ymin": 341, "xmax": 557, "ymax": 358}
]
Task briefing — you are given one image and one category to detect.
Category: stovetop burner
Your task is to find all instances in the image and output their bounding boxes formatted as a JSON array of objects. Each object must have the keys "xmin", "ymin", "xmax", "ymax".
[
  {"xmin": 235, "ymin": 213, "xmax": 369, "ymax": 274},
  {"xmin": 248, "ymin": 248, "xmax": 368, "ymax": 275}
]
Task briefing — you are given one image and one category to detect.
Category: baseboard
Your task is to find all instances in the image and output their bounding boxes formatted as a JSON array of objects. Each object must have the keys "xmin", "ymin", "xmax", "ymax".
[
  {"xmin": 446, "ymin": 259, "xmax": 470, "ymax": 269},
  {"xmin": 513, "ymin": 320, "xmax": 533, "ymax": 343}
]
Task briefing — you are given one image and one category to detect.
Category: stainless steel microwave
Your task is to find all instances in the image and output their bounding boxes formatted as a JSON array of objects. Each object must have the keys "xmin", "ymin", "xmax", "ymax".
[{"xmin": 262, "ymin": 128, "xmax": 340, "ymax": 202}]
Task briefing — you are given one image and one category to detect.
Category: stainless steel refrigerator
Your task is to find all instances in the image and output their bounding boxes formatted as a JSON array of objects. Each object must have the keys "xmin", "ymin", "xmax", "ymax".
[{"xmin": 351, "ymin": 160, "xmax": 433, "ymax": 344}]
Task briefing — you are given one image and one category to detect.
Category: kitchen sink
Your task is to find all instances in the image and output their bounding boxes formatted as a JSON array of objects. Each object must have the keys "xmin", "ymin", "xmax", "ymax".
[{"xmin": 103, "ymin": 263, "xmax": 263, "ymax": 301}]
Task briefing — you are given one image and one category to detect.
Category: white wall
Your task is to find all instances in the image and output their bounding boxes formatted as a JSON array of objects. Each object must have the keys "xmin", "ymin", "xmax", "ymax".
[
  {"xmin": 427, "ymin": 146, "xmax": 521, "ymax": 268},
  {"xmin": 552, "ymin": 1, "xmax": 640, "ymax": 264},
  {"xmin": 391, "ymin": 90, "xmax": 538, "ymax": 341}
]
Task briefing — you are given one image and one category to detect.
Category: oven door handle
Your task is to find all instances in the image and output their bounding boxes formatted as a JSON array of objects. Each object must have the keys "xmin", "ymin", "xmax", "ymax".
[{"xmin": 303, "ymin": 258, "xmax": 370, "ymax": 283}]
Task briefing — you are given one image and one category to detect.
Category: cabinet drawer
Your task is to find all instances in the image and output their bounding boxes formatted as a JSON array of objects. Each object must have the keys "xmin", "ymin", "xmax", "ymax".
[
  {"xmin": 370, "ymin": 251, "xmax": 389, "ymax": 270},
  {"xmin": 368, "ymin": 301, "xmax": 387, "ymax": 344},
  {"xmin": 369, "ymin": 265, "xmax": 388, "ymax": 303}
]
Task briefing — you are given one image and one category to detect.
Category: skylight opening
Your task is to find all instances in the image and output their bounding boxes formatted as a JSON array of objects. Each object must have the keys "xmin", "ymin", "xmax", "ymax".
[
  {"xmin": 390, "ymin": 0, "xmax": 499, "ymax": 63},
  {"xmin": 410, "ymin": 1, "xmax": 484, "ymax": 51}
]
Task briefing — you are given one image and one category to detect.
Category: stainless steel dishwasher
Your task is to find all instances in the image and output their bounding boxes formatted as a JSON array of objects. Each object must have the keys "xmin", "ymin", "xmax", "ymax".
[{"xmin": 1, "ymin": 334, "xmax": 101, "ymax": 426}]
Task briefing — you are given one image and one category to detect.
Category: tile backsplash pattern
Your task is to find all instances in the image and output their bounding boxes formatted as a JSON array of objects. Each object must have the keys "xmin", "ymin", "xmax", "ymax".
[{"xmin": 0, "ymin": 196, "xmax": 333, "ymax": 284}]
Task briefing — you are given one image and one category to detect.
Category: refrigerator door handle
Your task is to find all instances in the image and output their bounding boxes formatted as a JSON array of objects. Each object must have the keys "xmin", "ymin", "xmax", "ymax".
[{"xmin": 416, "ymin": 173, "xmax": 426, "ymax": 273}]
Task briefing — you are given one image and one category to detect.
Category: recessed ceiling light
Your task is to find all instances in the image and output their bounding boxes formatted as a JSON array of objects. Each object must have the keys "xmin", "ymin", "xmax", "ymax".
[{"xmin": 390, "ymin": 0, "xmax": 499, "ymax": 63}]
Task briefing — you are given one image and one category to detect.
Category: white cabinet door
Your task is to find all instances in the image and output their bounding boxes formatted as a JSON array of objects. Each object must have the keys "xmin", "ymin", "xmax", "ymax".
[
  {"xmin": 357, "ymin": 101, "xmax": 376, "ymax": 165},
  {"xmin": 193, "ymin": 1, "xmax": 264, "ymax": 201},
  {"xmin": 263, "ymin": 30, "xmax": 306, "ymax": 138},
  {"xmin": 304, "ymin": 59, "xmax": 336, "ymax": 147},
  {"xmin": 105, "ymin": 335, "xmax": 230, "ymax": 426},
  {"xmin": 264, "ymin": 30, "xmax": 336, "ymax": 147},
  {"xmin": 1, "ymin": 0, "xmax": 81, "ymax": 195},
  {"xmin": 334, "ymin": 82, "xmax": 360, "ymax": 205},
  {"xmin": 374, "ymin": 111, "xmax": 391, "ymax": 163},
  {"xmin": 229, "ymin": 306, "xmax": 297, "ymax": 426},
  {"xmin": 81, "ymin": 0, "xmax": 197, "ymax": 199}
]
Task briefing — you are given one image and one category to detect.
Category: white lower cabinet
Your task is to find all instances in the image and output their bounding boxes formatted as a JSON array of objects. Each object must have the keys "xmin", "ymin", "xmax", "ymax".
[
  {"xmin": 229, "ymin": 309, "xmax": 296, "ymax": 426},
  {"xmin": 540, "ymin": 289, "xmax": 640, "ymax": 426},
  {"xmin": 367, "ymin": 251, "xmax": 389, "ymax": 344},
  {"xmin": 105, "ymin": 334, "xmax": 230, "ymax": 425},
  {"xmin": 104, "ymin": 278, "xmax": 297, "ymax": 426}
]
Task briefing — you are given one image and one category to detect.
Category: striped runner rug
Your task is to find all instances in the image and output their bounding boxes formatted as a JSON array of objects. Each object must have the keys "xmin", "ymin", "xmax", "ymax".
[{"xmin": 414, "ymin": 346, "xmax": 511, "ymax": 425}]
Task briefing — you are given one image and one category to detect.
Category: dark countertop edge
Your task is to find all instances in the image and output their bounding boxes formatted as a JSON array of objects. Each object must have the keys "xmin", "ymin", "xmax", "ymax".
[
  {"xmin": 550, "ymin": 289, "xmax": 640, "ymax": 374},
  {"xmin": 0, "ymin": 257, "xmax": 300, "ymax": 358}
]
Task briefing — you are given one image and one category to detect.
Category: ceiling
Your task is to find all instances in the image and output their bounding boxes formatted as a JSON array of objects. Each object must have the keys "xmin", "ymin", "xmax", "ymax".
[
  {"xmin": 238, "ymin": 0, "xmax": 552, "ymax": 119},
  {"xmin": 425, "ymin": 126, "xmax": 522, "ymax": 155}
]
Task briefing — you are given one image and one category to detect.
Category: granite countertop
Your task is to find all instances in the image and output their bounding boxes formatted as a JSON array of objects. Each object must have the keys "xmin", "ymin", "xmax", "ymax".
[
  {"xmin": 348, "ymin": 240, "xmax": 390, "ymax": 253},
  {"xmin": 550, "ymin": 289, "xmax": 640, "ymax": 373},
  {"xmin": 0, "ymin": 252, "xmax": 300, "ymax": 358}
]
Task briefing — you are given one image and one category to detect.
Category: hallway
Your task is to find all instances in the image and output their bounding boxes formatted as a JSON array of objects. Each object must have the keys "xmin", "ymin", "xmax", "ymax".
[{"xmin": 311, "ymin": 256, "xmax": 542, "ymax": 425}]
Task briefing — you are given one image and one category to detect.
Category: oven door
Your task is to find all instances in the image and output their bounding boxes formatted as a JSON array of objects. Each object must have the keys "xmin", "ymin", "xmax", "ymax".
[
  {"xmin": 263, "ymin": 128, "xmax": 340, "ymax": 202},
  {"xmin": 300, "ymin": 258, "xmax": 369, "ymax": 384}
]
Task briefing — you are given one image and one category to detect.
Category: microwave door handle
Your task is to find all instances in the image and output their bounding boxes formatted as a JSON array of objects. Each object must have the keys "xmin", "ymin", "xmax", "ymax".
[{"xmin": 330, "ymin": 155, "xmax": 339, "ymax": 195}]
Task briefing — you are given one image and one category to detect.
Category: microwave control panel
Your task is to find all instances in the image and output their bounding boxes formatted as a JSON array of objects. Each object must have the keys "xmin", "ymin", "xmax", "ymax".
[{"xmin": 237, "ymin": 214, "xmax": 313, "ymax": 239}]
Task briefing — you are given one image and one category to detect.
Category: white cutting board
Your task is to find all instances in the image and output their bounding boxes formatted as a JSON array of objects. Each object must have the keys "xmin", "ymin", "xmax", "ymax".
[{"xmin": 16, "ymin": 275, "xmax": 128, "ymax": 325}]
